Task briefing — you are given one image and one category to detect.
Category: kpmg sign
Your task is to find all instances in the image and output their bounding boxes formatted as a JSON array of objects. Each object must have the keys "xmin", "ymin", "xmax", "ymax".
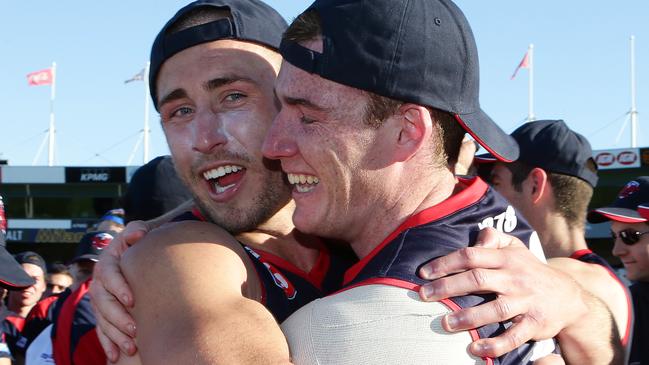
[{"xmin": 65, "ymin": 167, "xmax": 127, "ymax": 183}]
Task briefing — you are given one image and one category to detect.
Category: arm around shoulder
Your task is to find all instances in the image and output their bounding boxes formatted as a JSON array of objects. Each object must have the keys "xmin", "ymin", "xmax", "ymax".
[{"xmin": 120, "ymin": 220, "xmax": 292, "ymax": 365}]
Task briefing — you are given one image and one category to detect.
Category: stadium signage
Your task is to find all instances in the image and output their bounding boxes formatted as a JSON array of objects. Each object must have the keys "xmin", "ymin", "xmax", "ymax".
[
  {"xmin": 593, "ymin": 148, "xmax": 641, "ymax": 170},
  {"xmin": 65, "ymin": 167, "xmax": 126, "ymax": 183}
]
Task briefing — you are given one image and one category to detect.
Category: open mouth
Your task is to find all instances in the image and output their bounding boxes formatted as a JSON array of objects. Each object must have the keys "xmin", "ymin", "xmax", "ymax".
[
  {"xmin": 203, "ymin": 165, "xmax": 246, "ymax": 194},
  {"xmin": 287, "ymin": 173, "xmax": 319, "ymax": 193}
]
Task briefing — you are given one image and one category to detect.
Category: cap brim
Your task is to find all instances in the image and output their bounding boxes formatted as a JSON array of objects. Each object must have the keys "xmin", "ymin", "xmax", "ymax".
[
  {"xmin": 71, "ymin": 254, "xmax": 99, "ymax": 264},
  {"xmin": 0, "ymin": 246, "xmax": 36, "ymax": 289},
  {"xmin": 587, "ymin": 207, "xmax": 648, "ymax": 224},
  {"xmin": 638, "ymin": 205, "xmax": 649, "ymax": 220},
  {"xmin": 474, "ymin": 152, "xmax": 497, "ymax": 164},
  {"xmin": 454, "ymin": 110, "xmax": 519, "ymax": 163}
]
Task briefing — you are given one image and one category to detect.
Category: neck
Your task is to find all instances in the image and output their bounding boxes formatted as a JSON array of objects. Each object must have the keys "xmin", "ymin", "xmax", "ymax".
[
  {"xmin": 535, "ymin": 213, "xmax": 588, "ymax": 258},
  {"xmin": 349, "ymin": 169, "xmax": 458, "ymax": 259},
  {"xmin": 236, "ymin": 200, "xmax": 321, "ymax": 272}
]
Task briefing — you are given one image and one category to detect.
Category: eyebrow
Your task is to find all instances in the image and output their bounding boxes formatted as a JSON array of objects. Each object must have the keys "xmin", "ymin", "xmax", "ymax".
[
  {"xmin": 203, "ymin": 76, "xmax": 256, "ymax": 92},
  {"xmin": 282, "ymin": 95, "xmax": 329, "ymax": 113},
  {"xmin": 158, "ymin": 89, "xmax": 189, "ymax": 109}
]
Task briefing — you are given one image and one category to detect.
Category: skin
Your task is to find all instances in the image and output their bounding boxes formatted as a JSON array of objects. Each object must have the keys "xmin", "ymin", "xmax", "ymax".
[
  {"xmin": 7, "ymin": 263, "xmax": 46, "ymax": 318},
  {"xmin": 45, "ymin": 272, "xmax": 73, "ymax": 297},
  {"xmin": 611, "ymin": 221, "xmax": 649, "ymax": 282},
  {"xmin": 489, "ymin": 162, "xmax": 630, "ymax": 342},
  {"xmin": 112, "ymin": 39, "xmax": 320, "ymax": 365}
]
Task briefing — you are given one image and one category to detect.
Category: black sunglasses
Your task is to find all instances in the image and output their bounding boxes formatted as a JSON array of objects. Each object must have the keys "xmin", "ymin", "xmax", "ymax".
[{"xmin": 610, "ymin": 229, "xmax": 649, "ymax": 245}]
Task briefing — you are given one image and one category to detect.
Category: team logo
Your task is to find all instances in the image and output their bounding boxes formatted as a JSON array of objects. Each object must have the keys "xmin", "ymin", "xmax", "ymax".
[
  {"xmin": 595, "ymin": 152, "xmax": 615, "ymax": 167},
  {"xmin": 618, "ymin": 181, "xmax": 640, "ymax": 199},
  {"xmin": 617, "ymin": 151, "xmax": 638, "ymax": 165},
  {"xmin": 478, "ymin": 205, "xmax": 518, "ymax": 233},
  {"xmin": 91, "ymin": 232, "xmax": 114, "ymax": 250},
  {"xmin": 263, "ymin": 263, "xmax": 297, "ymax": 300}
]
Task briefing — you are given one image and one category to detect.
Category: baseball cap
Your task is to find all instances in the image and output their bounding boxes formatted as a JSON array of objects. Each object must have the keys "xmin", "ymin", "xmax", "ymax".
[
  {"xmin": 0, "ymin": 235, "xmax": 36, "ymax": 289},
  {"xmin": 475, "ymin": 120, "xmax": 598, "ymax": 187},
  {"xmin": 587, "ymin": 176, "xmax": 649, "ymax": 223},
  {"xmin": 71, "ymin": 231, "xmax": 116, "ymax": 264},
  {"xmin": 149, "ymin": 0, "xmax": 288, "ymax": 109},
  {"xmin": 279, "ymin": 0, "xmax": 519, "ymax": 162},
  {"xmin": 639, "ymin": 203, "xmax": 649, "ymax": 220},
  {"xmin": 13, "ymin": 251, "xmax": 47, "ymax": 276},
  {"xmin": 123, "ymin": 156, "xmax": 193, "ymax": 223}
]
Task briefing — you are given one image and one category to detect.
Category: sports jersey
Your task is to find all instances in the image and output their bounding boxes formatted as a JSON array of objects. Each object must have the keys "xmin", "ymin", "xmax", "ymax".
[
  {"xmin": 172, "ymin": 209, "xmax": 352, "ymax": 322},
  {"xmin": 570, "ymin": 249, "xmax": 634, "ymax": 348},
  {"xmin": 0, "ymin": 307, "xmax": 25, "ymax": 359},
  {"xmin": 8, "ymin": 294, "xmax": 60, "ymax": 358},
  {"xmin": 282, "ymin": 177, "xmax": 555, "ymax": 365},
  {"xmin": 628, "ymin": 281, "xmax": 649, "ymax": 365},
  {"xmin": 51, "ymin": 279, "xmax": 106, "ymax": 365},
  {"xmin": 0, "ymin": 307, "xmax": 13, "ymax": 359}
]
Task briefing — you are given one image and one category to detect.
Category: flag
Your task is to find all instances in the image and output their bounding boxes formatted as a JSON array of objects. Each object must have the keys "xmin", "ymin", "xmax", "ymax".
[
  {"xmin": 26, "ymin": 68, "xmax": 53, "ymax": 86},
  {"xmin": 510, "ymin": 51, "xmax": 530, "ymax": 80},
  {"xmin": 124, "ymin": 68, "xmax": 145, "ymax": 84}
]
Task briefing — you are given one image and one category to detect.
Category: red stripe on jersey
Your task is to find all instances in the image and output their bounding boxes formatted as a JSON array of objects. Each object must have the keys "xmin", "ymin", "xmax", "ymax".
[
  {"xmin": 335, "ymin": 277, "xmax": 493, "ymax": 365},
  {"xmin": 5, "ymin": 314, "xmax": 25, "ymax": 332},
  {"xmin": 569, "ymin": 249, "xmax": 593, "ymax": 260},
  {"xmin": 344, "ymin": 177, "xmax": 489, "ymax": 285},
  {"xmin": 53, "ymin": 280, "xmax": 91, "ymax": 365},
  {"xmin": 72, "ymin": 329, "xmax": 106, "ymax": 365}
]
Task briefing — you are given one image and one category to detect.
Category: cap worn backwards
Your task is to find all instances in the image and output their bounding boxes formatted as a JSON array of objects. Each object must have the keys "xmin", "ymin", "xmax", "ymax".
[
  {"xmin": 280, "ymin": 0, "xmax": 519, "ymax": 162},
  {"xmin": 476, "ymin": 120, "xmax": 598, "ymax": 188},
  {"xmin": 588, "ymin": 176, "xmax": 649, "ymax": 224},
  {"xmin": 149, "ymin": 0, "xmax": 288, "ymax": 110}
]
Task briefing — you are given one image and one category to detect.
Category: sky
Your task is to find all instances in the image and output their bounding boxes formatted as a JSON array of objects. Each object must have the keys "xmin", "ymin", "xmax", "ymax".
[{"xmin": 1, "ymin": 1, "xmax": 647, "ymax": 167}]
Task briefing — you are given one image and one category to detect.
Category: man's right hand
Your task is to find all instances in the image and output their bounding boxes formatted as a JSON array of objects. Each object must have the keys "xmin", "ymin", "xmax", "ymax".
[{"xmin": 90, "ymin": 220, "xmax": 150, "ymax": 362}]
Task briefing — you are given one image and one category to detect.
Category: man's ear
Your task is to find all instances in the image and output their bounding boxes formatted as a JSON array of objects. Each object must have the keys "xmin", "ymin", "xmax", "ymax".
[
  {"xmin": 526, "ymin": 167, "xmax": 549, "ymax": 204},
  {"xmin": 393, "ymin": 104, "xmax": 432, "ymax": 162}
]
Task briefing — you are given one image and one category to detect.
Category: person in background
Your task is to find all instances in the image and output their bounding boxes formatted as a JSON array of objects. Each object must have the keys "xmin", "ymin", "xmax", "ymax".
[
  {"xmin": 93, "ymin": 209, "xmax": 126, "ymax": 233},
  {"xmin": 476, "ymin": 120, "xmax": 633, "ymax": 356},
  {"xmin": 588, "ymin": 177, "xmax": 649, "ymax": 365},
  {"xmin": 122, "ymin": 155, "xmax": 193, "ymax": 224},
  {"xmin": 43, "ymin": 263, "xmax": 73, "ymax": 298},
  {"xmin": 0, "ymin": 230, "xmax": 36, "ymax": 365}
]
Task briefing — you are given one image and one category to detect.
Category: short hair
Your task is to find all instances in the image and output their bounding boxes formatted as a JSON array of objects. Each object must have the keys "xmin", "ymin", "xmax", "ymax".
[
  {"xmin": 505, "ymin": 162, "xmax": 594, "ymax": 228},
  {"xmin": 47, "ymin": 262, "xmax": 71, "ymax": 277},
  {"xmin": 284, "ymin": 10, "xmax": 464, "ymax": 168}
]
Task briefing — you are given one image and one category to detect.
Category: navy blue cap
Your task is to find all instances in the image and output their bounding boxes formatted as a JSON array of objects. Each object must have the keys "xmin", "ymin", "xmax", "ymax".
[
  {"xmin": 0, "ymin": 240, "xmax": 36, "ymax": 289},
  {"xmin": 476, "ymin": 120, "xmax": 598, "ymax": 187},
  {"xmin": 588, "ymin": 177, "xmax": 649, "ymax": 223},
  {"xmin": 280, "ymin": 0, "xmax": 519, "ymax": 162},
  {"xmin": 13, "ymin": 251, "xmax": 47, "ymax": 275},
  {"xmin": 124, "ymin": 156, "xmax": 193, "ymax": 223},
  {"xmin": 149, "ymin": 0, "xmax": 288, "ymax": 109},
  {"xmin": 71, "ymin": 231, "xmax": 116, "ymax": 263}
]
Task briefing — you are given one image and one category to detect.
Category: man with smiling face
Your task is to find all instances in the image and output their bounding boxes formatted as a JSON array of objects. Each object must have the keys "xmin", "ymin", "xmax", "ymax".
[
  {"xmin": 263, "ymin": 1, "xmax": 621, "ymax": 364},
  {"xmin": 93, "ymin": 1, "xmax": 621, "ymax": 364}
]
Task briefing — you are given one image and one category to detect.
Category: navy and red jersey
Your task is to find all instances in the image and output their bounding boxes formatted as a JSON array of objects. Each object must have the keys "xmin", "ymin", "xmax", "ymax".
[
  {"xmin": 8, "ymin": 293, "xmax": 60, "ymax": 357},
  {"xmin": 628, "ymin": 282, "xmax": 649, "ymax": 365},
  {"xmin": 172, "ymin": 209, "xmax": 352, "ymax": 322},
  {"xmin": 0, "ymin": 307, "xmax": 16, "ymax": 359},
  {"xmin": 570, "ymin": 249, "xmax": 634, "ymax": 348},
  {"xmin": 0, "ymin": 306, "xmax": 25, "ymax": 358},
  {"xmin": 50, "ymin": 279, "xmax": 106, "ymax": 365},
  {"xmin": 342, "ymin": 177, "xmax": 549, "ymax": 365}
]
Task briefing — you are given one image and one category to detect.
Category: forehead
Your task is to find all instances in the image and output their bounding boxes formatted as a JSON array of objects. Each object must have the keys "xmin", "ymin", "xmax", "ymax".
[
  {"xmin": 157, "ymin": 39, "xmax": 280, "ymax": 91},
  {"xmin": 611, "ymin": 221, "xmax": 649, "ymax": 232},
  {"xmin": 21, "ymin": 263, "xmax": 44, "ymax": 277}
]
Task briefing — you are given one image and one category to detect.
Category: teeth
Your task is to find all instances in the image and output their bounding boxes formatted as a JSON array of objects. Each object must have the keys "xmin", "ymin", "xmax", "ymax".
[
  {"xmin": 287, "ymin": 173, "xmax": 319, "ymax": 187},
  {"xmin": 202, "ymin": 165, "xmax": 244, "ymax": 180}
]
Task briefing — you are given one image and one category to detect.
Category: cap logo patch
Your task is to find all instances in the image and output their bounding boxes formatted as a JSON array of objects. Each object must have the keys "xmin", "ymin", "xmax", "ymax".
[
  {"xmin": 618, "ymin": 181, "xmax": 640, "ymax": 199},
  {"xmin": 91, "ymin": 233, "xmax": 114, "ymax": 250}
]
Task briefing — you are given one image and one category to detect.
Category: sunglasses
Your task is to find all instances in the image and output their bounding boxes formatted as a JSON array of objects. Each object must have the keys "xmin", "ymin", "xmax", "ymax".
[{"xmin": 610, "ymin": 229, "xmax": 649, "ymax": 245}]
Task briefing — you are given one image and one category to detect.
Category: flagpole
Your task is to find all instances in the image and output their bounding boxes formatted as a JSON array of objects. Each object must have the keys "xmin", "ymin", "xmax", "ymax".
[
  {"xmin": 528, "ymin": 44, "xmax": 534, "ymax": 122},
  {"xmin": 630, "ymin": 35, "xmax": 638, "ymax": 148},
  {"xmin": 143, "ymin": 61, "xmax": 151, "ymax": 164},
  {"xmin": 48, "ymin": 62, "xmax": 57, "ymax": 166}
]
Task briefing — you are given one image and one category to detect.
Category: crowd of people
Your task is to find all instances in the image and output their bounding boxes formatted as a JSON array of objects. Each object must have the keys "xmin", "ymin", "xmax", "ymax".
[{"xmin": 1, "ymin": 0, "xmax": 648, "ymax": 364}]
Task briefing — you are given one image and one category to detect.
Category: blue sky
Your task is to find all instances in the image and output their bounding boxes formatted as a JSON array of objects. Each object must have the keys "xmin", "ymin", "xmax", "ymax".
[{"xmin": 1, "ymin": 1, "xmax": 647, "ymax": 166}]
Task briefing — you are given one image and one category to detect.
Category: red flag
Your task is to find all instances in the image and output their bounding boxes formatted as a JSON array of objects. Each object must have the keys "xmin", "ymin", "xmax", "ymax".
[
  {"xmin": 26, "ymin": 68, "xmax": 54, "ymax": 86},
  {"xmin": 510, "ymin": 51, "xmax": 529, "ymax": 80}
]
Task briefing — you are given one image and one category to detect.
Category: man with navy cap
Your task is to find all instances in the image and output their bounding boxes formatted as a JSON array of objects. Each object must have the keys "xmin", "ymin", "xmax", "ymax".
[
  {"xmin": 476, "ymin": 119, "xmax": 633, "ymax": 356},
  {"xmin": 0, "ymin": 232, "xmax": 35, "ymax": 364},
  {"xmin": 588, "ymin": 177, "xmax": 649, "ymax": 365},
  {"xmin": 265, "ymin": 2, "xmax": 620, "ymax": 364}
]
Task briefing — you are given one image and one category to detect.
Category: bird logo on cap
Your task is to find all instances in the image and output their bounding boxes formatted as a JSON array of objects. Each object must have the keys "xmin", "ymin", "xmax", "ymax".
[
  {"xmin": 91, "ymin": 232, "xmax": 114, "ymax": 250},
  {"xmin": 618, "ymin": 181, "xmax": 641, "ymax": 199}
]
